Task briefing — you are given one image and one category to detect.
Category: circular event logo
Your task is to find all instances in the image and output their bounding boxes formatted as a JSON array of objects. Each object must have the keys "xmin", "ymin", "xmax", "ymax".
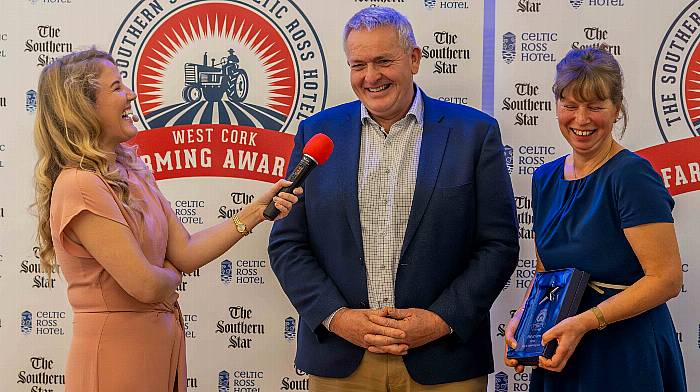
[
  {"xmin": 647, "ymin": 0, "xmax": 700, "ymax": 197},
  {"xmin": 652, "ymin": 0, "xmax": 700, "ymax": 142},
  {"xmin": 110, "ymin": 0, "xmax": 327, "ymax": 181}
]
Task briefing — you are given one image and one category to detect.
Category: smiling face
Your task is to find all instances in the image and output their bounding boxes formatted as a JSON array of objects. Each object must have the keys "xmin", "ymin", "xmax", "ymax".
[
  {"xmin": 94, "ymin": 59, "xmax": 137, "ymax": 152},
  {"xmin": 345, "ymin": 25, "xmax": 421, "ymax": 130},
  {"xmin": 556, "ymin": 89, "xmax": 619, "ymax": 158}
]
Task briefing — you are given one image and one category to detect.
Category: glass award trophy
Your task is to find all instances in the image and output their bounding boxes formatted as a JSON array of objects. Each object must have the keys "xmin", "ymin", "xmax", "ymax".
[{"xmin": 507, "ymin": 268, "xmax": 589, "ymax": 366}]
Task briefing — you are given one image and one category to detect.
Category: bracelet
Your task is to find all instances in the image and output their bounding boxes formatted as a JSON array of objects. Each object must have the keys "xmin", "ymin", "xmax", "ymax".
[{"xmin": 590, "ymin": 306, "xmax": 607, "ymax": 330}]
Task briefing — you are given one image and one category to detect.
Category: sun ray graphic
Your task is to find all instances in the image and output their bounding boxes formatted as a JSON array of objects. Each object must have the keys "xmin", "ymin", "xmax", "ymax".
[
  {"xmin": 135, "ymin": 4, "xmax": 296, "ymax": 130},
  {"xmin": 685, "ymin": 55, "xmax": 700, "ymax": 127}
]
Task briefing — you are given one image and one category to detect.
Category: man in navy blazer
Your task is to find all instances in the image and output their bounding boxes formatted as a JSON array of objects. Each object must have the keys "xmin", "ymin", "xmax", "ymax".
[{"xmin": 269, "ymin": 7, "xmax": 518, "ymax": 391}]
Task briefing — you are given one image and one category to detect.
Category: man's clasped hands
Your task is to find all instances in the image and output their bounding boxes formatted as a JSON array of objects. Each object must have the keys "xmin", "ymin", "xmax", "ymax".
[{"xmin": 328, "ymin": 307, "xmax": 452, "ymax": 355}]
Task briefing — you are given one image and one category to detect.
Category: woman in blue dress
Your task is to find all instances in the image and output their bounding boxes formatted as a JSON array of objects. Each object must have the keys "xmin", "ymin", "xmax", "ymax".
[{"xmin": 503, "ymin": 47, "xmax": 686, "ymax": 391}]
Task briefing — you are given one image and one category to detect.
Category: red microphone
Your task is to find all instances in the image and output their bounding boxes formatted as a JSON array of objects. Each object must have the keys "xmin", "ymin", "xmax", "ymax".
[{"xmin": 263, "ymin": 133, "xmax": 334, "ymax": 220}]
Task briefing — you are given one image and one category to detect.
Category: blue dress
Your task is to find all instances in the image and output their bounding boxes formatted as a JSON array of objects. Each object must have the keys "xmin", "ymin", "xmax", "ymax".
[{"xmin": 529, "ymin": 149, "xmax": 686, "ymax": 392}]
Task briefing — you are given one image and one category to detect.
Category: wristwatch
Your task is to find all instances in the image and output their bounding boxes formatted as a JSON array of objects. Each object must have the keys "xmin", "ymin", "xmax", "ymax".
[{"xmin": 232, "ymin": 216, "xmax": 252, "ymax": 236}]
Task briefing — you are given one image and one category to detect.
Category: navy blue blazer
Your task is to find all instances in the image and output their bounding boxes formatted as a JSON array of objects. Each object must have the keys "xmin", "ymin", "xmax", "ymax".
[{"xmin": 268, "ymin": 92, "xmax": 518, "ymax": 384}]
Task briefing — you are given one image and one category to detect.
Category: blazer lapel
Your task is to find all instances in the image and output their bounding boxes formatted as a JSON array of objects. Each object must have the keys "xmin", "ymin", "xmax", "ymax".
[
  {"xmin": 401, "ymin": 95, "xmax": 450, "ymax": 258},
  {"xmin": 335, "ymin": 104, "xmax": 364, "ymax": 254}
]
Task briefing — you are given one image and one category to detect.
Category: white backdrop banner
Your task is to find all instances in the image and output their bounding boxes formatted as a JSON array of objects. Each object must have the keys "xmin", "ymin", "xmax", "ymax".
[{"xmin": 0, "ymin": 1, "xmax": 697, "ymax": 391}]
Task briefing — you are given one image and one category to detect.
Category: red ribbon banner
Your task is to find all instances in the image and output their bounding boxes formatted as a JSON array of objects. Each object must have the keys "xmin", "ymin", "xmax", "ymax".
[
  {"xmin": 636, "ymin": 137, "xmax": 700, "ymax": 196},
  {"xmin": 128, "ymin": 125, "xmax": 295, "ymax": 183}
]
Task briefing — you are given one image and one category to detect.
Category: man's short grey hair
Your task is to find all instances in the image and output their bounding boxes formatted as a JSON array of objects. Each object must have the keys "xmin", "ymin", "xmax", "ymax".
[{"xmin": 342, "ymin": 7, "xmax": 418, "ymax": 53}]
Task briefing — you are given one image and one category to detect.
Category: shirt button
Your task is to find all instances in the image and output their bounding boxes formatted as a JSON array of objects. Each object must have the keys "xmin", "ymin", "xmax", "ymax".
[{"xmin": 385, "ymin": 169, "xmax": 390, "ymax": 174}]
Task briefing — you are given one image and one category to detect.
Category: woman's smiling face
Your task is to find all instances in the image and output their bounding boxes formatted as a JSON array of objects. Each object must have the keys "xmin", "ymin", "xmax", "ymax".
[
  {"xmin": 94, "ymin": 59, "xmax": 138, "ymax": 151},
  {"xmin": 556, "ymin": 90, "xmax": 619, "ymax": 157}
]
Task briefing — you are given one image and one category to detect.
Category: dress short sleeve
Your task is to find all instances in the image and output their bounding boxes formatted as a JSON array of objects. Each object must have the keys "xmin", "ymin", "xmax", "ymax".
[
  {"xmin": 531, "ymin": 172, "xmax": 540, "ymax": 217},
  {"xmin": 51, "ymin": 169, "xmax": 129, "ymax": 257},
  {"xmin": 614, "ymin": 156, "xmax": 674, "ymax": 229}
]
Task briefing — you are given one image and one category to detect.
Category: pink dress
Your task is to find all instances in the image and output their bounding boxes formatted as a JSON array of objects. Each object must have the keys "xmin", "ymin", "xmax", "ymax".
[{"xmin": 50, "ymin": 168, "xmax": 186, "ymax": 391}]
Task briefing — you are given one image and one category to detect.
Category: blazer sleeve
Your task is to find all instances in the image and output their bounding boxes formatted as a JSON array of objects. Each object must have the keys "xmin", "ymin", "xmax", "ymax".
[
  {"xmin": 268, "ymin": 121, "xmax": 349, "ymax": 337},
  {"xmin": 428, "ymin": 120, "xmax": 519, "ymax": 342}
]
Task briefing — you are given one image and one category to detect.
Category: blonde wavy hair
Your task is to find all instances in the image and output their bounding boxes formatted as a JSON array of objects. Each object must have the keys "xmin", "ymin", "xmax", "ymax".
[{"xmin": 34, "ymin": 48, "xmax": 147, "ymax": 276}]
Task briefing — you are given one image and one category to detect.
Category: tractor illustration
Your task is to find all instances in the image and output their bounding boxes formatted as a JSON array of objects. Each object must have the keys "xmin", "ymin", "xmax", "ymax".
[{"xmin": 182, "ymin": 49, "xmax": 249, "ymax": 103}]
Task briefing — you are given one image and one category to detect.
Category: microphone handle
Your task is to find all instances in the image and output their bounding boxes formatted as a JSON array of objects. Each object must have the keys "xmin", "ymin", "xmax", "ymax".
[{"xmin": 263, "ymin": 154, "xmax": 318, "ymax": 220}]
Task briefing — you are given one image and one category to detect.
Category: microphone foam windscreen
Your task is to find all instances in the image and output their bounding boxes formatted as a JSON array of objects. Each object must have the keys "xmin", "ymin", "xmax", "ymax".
[{"xmin": 302, "ymin": 133, "xmax": 334, "ymax": 165}]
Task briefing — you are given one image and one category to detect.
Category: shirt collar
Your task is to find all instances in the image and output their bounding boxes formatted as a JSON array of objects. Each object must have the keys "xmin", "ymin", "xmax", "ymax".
[{"xmin": 360, "ymin": 84, "xmax": 424, "ymax": 127}]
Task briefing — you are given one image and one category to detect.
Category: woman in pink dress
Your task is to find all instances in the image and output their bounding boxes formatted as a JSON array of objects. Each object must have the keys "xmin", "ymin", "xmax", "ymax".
[{"xmin": 33, "ymin": 48, "xmax": 301, "ymax": 392}]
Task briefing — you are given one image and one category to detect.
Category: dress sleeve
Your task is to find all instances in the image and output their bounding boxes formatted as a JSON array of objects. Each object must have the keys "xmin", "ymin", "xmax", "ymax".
[
  {"xmin": 614, "ymin": 156, "xmax": 674, "ymax": 229},
  {"xmin": 531, "ymin": 171, "xmax": 540, "ymax": 218},
  {"xmin": 51, "ymin": 169, "xmax": 129, "ymax": 257}
]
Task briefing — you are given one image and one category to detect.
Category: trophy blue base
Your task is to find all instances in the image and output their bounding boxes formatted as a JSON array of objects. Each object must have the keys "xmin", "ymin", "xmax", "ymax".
[{"xmin": 507, "ymin": 268, "xmax": 589, "ymax": 366}]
